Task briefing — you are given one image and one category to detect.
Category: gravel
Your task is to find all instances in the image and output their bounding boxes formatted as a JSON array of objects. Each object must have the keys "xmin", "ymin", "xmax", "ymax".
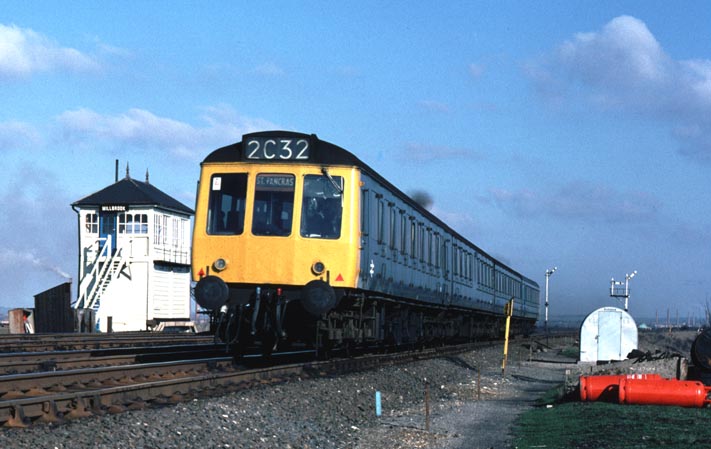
[{"xmin": 0, "ymin": 331, "xmax": 691, "ymax": 449}]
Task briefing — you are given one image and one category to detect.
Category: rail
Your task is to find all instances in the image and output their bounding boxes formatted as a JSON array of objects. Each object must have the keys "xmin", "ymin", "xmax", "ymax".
[{"xmin": 0, "ymin": 334, "xmax": 577, "ymax": 427}]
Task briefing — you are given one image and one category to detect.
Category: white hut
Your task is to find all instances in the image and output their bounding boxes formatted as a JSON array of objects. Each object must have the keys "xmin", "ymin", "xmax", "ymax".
[
  {"xmin": 579, "ymin": 306, "xmax": 638, "ymax": 363},
  {"xmin": 71, "ymin": 170, "xmax": 194, "ymax": 332}
]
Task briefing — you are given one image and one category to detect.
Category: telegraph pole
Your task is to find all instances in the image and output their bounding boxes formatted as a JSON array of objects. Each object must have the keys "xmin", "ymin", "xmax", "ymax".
[{"xmin": 544, "ymin": 267, "xmax": 557, "ymax": 338}]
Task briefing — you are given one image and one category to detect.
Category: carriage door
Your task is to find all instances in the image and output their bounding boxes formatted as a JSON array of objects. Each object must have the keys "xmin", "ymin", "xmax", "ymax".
[
  {"xmin": 441, "ymin": 239, "xmax": 451, "ymax": 306},
  {"xmin": 359, "ymin": 187, "xmax": 370, "ymax": 288},
  {"xmin": 99, "ymin": 212, "xmax": 118, "ymax": 255}
]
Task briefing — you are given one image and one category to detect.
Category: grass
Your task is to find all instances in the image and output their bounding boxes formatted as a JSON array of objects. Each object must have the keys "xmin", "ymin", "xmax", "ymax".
[
  {"xmin": 513, "ymin": 397, "xmax": 708, "ymax": 449},
  {"xmin": 559, "ymin": 346, "xmax": 579, "ymax": 359}
]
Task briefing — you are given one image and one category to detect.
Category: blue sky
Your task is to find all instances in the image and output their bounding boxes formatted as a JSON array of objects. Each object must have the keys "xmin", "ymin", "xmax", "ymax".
[{"xmin": 1, "ymin": 1, "xmax": 710, "ymax": 324}]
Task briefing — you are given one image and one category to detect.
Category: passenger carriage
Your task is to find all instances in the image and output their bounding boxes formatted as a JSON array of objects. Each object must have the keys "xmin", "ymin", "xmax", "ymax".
[{"xmin": 192, "ymin": 131, "xmax": 539, "ymax": 354}]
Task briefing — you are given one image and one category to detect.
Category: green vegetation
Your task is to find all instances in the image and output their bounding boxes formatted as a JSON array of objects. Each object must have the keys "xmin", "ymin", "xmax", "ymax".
[
  {"xmin": 559, "ymin": 346, "xmax": 579, "ymax": 359},
  {"xmin": 513, "ymin": 400, "xmax": 708, "ymax": 449}
]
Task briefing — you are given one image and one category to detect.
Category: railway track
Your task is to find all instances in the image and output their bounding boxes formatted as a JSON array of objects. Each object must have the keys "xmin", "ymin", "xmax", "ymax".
[
  {"xmin": 0, "ymin": 333, "xmax": 574, "ymax": 428},
  {"xmin": 0, "ymin": 340, "xmax": 495, "ymax": 428},
  {"xmin": 0, "ymin": 332, "xmax": 214, "ymax": 353},
  {"xmin": 0, "ymin": 356, "xmax": 235, "ymax": 427},
  {"xmin": 0, "ymin": 343, "xmax": 229, "ymax": 375}
]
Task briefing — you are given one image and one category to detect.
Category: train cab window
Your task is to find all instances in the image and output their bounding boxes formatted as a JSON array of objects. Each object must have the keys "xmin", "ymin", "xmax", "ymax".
[
  {"xmin": 301, "ymin": 174, "xmax": 343, "ymax": 239},
  {"xmin": 253, "ymin": 174, "xmax": 295, "ymax": 236},
  {"xmin": 207, "ymin": 174, "xmax": 247, "ymax": 235}
]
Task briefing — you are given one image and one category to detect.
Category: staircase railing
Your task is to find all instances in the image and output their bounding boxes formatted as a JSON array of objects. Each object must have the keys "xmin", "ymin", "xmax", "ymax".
[{"xmin": 74, "ymin": 235, "xmax": 127, "ymax": 310}]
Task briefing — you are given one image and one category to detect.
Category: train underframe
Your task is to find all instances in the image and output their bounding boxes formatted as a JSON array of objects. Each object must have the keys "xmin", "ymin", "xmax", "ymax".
[{"xmin": 207, "ymin": 284, "xmax": 535, "ymax": 356}]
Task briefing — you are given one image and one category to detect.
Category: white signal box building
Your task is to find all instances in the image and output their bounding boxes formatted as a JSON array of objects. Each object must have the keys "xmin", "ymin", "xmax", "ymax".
[{"xmin": 71, "ymin": 171, "xmax": 194, "ymax": 332}]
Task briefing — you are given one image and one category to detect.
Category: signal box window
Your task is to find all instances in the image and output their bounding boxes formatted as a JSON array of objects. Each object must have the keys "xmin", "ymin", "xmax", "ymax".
[
  {"xmin": 252, "ymin": 174, "xmax": 295, "ymax": 236},
  {"xmin": 208, "ymin": 174, "xmax": 248, "ymax": 235},
  {"xmin": 119, "ymin": 213, "xmax": 148, "ymax": 234},
  {"xmin": 85, "ymin": 213, "xmax": 98, "ymax": 234},
  {"xmin": 301, "ymin": 174, "xmax": 343, "ymax": 239}
]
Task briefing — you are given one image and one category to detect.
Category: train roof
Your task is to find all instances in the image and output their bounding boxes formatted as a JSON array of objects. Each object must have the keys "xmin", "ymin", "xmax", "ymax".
[
  {"xmin": 202, "ymin": 131, "xmax": 539, "ymax": 287},
  {"xmin": 203, "ymin": 131, "xmax": 363, "ymax": 166}
]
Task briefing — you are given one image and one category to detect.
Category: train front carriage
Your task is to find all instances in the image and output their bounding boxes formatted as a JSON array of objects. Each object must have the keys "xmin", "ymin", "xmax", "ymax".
[{"xmin": 192, "ymin": 132, "xmax": 362, "ymax": 352}]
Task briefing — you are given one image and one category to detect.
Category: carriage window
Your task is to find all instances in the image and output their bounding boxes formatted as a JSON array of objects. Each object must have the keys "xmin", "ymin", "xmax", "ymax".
[
  {"xmin": 419, "ymin": 224, "xmax": 425, "ymax": 262},
  {"xmin": 389, "ymin": 205, "xmax": 397, "ymax": 250},
  {"xmin": 376, "ymin": 198, "xmax": 384, "ymax": 244},
  {"xmin": 400, "ymin": 211, "xmax": 408, "ymax": 254},
  {"xmin": 207, "ymin": 174, "xmax": 248, "ymax": 235},
  {"xmin": 360, "ymin": 189, "xmax": 369, "ymax": 236},
  {"xmin": 410, "ymin": 219, "xmax": 416, "ymax": 257},
  {"xmin": 253, "ymin": 174, "xmax": 295, "ymax": 236},
  {"xmin": 434, "ymin": 234, "xmax": 441, "ymax": 268},
  {"xmin": 427, "ymin": 230, "xmax": 433, "ymax": 265},
  {"xmin": 301, "ymin": 174, "xmax": 343, "ymax": 239}
]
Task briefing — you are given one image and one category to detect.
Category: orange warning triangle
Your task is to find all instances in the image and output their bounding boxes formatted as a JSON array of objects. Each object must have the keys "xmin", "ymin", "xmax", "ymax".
[{"xmin": 335, "ymin": 273, "xmax": 344, "ymax": 282}]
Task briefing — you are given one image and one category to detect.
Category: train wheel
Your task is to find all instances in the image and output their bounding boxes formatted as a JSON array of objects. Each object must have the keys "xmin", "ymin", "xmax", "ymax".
[
  {"xmin": 316, "ymin": 338, "xmax": 333, "ymax": 360},
  {"xmin": 344, "ymin": 340, "xmax": 357, "ymax": 358},
  {"xmin": 261, "ymin": 333, "xmax": 277, "ymax": 357}
]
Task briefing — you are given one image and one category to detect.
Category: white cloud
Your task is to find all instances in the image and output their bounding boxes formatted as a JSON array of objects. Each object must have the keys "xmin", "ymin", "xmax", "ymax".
[
  {"xmin": 333, "ymin": 65, "xmax": 361, "ymax": 77},
  {"xmin": 0, "ymin": 23, "xmax": 99, "ymax": 77},
  {"xmin": 253, "ymin": 62, "xmax": 285, "ymax": 76},
  {"xmin": 558, "ymin": 16, "xmax": 669, "ymax": 87},
  {"xmin": 0, "ymin": 248, "xmax": 70, "ymax": 280},
  {"xmin": 489, "ymin": 181, "xmax": 660, "ymax": 224},
  {"xmin": 468, "ymin": 63, "xmax": 485, "ymax": 78},
  {"xmin": 527, "ymin": 15, "xmax": 711, "ymax": 163},
  {"xmin": 0, "ymin": 121, "xmax": 42, "ymax": 149},
  {"xmin": 0, "ymin": 166, "xmax": 75, "ymax": 305},
  {"xmin": 430, "ymin": 204, "xmax": 479, "ymax": 231},
  {"xmin": 55, "ymin": 105, "xmax": 280, "ymax": 159},
  {"xmin": 400, "ymin": 142, "xmax": 483, "ymax": 163},
  {"xmin": 417, "ymin": 100, "xmax": 450, "ymax": 113}
]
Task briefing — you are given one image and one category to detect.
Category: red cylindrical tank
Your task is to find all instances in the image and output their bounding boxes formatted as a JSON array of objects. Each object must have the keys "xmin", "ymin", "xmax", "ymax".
[
  {"xmin": 618, "ymin": 378, "xmax": 710, "ymax": 407},
  {"xmin": 580, "ymin": 374, "xmax": 663, "ymax": 402}
]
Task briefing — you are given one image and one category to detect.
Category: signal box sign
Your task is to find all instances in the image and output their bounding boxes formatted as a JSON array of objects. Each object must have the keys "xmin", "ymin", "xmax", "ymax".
[{"xmin": 101, "ymin": 204, "xmax": 128, "ymax": 212}]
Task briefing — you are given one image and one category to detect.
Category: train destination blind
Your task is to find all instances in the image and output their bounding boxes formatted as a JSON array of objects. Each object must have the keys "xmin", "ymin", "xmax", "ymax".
[
  {"xmin": 243, "ymin": 136, "xmax": 311, "ymax": 161},
  {"xmin": 255, "ymin": 174, "xmax": 295, "ymax": 190}
]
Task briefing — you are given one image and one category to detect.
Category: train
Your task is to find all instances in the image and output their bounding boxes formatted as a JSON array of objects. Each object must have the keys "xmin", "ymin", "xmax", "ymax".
[{"xmin": 191, "ymin": 131, "xmax": 540, "ymax": 355}]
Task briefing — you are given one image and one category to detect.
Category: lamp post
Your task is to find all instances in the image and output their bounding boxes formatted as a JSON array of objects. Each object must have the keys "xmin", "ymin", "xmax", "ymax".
[{"xmin": 544, "ymin": 266, "xmax": 557, "ymax": 336}]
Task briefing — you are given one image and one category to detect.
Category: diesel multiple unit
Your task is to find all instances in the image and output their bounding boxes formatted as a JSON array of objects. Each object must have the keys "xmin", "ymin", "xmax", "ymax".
[{"xmin": 192, "ymin": 131, "xmax": 539, "ymax": 354}]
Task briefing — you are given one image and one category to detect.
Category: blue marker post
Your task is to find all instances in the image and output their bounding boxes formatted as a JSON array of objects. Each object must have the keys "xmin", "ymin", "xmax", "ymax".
[{"xmin": 375, "ymin": 391, "xmax": 382, "ymax": 417}]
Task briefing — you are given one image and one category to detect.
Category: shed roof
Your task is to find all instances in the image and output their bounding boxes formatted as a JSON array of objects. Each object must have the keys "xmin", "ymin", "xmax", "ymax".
[{"xmin": 72, "ymin": 176, "xmax": 194, "ymax": 215}]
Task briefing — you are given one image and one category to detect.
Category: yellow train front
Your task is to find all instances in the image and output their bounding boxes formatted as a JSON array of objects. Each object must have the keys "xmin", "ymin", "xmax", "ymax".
[
  {"xmin": 192, "ymin": 131, "xmax": 361, "ymax": 353},
  {"xmin": 193, "ymin": 131, "xmax": 540, "ymax": 355}
]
